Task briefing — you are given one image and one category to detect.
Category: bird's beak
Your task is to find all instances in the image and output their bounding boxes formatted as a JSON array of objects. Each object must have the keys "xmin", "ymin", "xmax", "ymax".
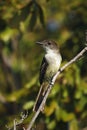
[{"xmin": 36, "ymin": 41, "xmax": 43, "ymax": 45}]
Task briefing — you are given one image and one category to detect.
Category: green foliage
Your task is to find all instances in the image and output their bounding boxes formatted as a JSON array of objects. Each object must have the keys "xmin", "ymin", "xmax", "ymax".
[{"xmin": 0, "ymin": 0, "xmax": 87, "ymax": 130}]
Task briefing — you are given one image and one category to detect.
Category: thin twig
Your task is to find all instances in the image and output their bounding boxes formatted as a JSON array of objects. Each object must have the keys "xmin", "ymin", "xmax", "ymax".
[
  {"xmin": 27, "ymin": 46, "xmax": 87, "ymax": 130},
  {"xmin": 14, "ymin": 119, "xmax": 16, "ymax": 130},
  {"xmin": 6, "ymin": 111, "xmax": 28, "ymax": 130},
  {"xmin": 16, "ymin": 111, "xmax": 28, "ymax": 126}
]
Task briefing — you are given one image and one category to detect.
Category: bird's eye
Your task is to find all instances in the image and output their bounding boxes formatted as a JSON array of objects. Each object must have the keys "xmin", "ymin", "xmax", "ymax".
[{"xmin": 48, "ymin": 42, "xmax": 51, "ymax": 45}]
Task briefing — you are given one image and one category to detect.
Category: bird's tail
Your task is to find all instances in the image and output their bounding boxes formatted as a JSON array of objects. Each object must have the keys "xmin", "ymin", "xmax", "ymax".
[{"xmin": 33, "ymin": 83, "xmax": 48, "ymax": 112}]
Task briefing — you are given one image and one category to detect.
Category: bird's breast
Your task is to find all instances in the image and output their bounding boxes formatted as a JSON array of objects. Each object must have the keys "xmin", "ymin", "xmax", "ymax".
[
  {"xmin": 45, "ymin": 52, "xmax": 62, "ymax": 80},
  {"xmin": 45, "ymin": 52, "xmax": 62, "ymax": 67}
]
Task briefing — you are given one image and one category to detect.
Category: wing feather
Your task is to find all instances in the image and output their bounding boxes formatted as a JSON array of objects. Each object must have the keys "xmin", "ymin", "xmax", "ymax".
[{"xmin": 39, "ymin": 57, "xmax": 48, "ymax": 84}]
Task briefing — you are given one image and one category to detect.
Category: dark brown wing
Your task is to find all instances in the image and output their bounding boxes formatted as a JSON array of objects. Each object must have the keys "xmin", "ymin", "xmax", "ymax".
[
  {"xmin": 33, "ymin": 57, "xmax": 48, "ymax": 111},
  {"xmin": 39, "ymin": 57, "xmax": 48, "ymax": 84}
]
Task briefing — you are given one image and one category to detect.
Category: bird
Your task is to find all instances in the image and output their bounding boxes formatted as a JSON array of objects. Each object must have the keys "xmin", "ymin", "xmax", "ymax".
[{"xmin": 33, "ymin": 40, "xmax": 62, "ymax": 112}]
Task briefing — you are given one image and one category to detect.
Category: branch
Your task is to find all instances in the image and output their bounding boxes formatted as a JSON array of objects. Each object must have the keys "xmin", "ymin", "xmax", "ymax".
[
  {"xmin": 27, "ymin": 46, "xmax": 87, "ymax": 130},
  {"xmin": 6, "ymin": 111, "xmax": 28, "ymax": 130}
]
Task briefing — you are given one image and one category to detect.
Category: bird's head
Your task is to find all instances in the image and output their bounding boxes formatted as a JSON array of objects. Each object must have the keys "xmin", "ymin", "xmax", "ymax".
[{"xmin": 36, "ymin": 40, "xmax": 59, "ymax": 53}]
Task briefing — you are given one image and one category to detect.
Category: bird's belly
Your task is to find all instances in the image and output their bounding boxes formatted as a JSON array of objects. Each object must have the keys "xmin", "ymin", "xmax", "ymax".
[
  {"xmin": 45, "ymin": 63, "xmax": 60, "ymax": 81},
  {"xmin": 45, "ymin": 53, "xmax": 62, "ymax": 81}
]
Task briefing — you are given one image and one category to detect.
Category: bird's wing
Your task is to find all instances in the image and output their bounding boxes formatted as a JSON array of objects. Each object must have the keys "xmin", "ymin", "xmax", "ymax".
[
  {"xmin": 39, "ymin": 57, "xmax": 48, "ymax": 84},
  {"xmin": 33, "ymin": 57, "xmax": 48, "ymax": 111}
]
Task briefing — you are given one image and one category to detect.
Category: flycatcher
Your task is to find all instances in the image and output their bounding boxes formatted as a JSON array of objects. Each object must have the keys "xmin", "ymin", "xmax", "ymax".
[{"xmin": 33, "ymin": 40, "xmax": 62, "ymax": 112}]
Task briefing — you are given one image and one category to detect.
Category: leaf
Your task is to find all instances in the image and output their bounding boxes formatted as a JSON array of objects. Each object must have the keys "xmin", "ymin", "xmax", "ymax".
[
  {"xmin": 37, "ymin": 3, "xmax": 45, "ymax": 27},
  {"xmin": 29, "ymin": 10, "xmax": 37, "ymax": 31},
  {"xmin": 75, "ymin": 96, "xmax": 87, "ymax": 112},
  {"xmin": 69, "ymin": 119, "xmax": 79, "ymax": 130},
  {"xmin": 23, "ymin": 101, "xmax": 34, "ymax": 110},
  {"xmin": 8, "ymin": 1, "xmax": 33, "ymax": 28},
  {"xmin": 19, "ymin": 1, "xmax": 33, "ymax": 21},
  {"xmin": 74, "ymin": 90, "xmax": 82, "ymax": 99},
  {"xmin": 56, "ymin": 108, "xmax": 75, "ymax": 122},
  {"xmin": 44, "ymin": 101, "xmax": 58, "ymax": 116},
  {"xmin": 47, "ymin": 120, "xmax": 56, "ymax": 130},
  {"xmin": 6, "ymin": 75, "xmax": 38, "ymax": 101}
]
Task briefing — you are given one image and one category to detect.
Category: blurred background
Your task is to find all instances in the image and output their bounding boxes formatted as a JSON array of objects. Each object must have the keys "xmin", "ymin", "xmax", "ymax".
[{"xmin": 0, "ymin": 0, "xmax": 87, "ymax": 130}]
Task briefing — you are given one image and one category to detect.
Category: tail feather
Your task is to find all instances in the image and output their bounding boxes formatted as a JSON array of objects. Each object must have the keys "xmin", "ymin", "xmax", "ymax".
[{"xmin": 33, "ymin": 83, "xmax": 48, "ymax": 112}]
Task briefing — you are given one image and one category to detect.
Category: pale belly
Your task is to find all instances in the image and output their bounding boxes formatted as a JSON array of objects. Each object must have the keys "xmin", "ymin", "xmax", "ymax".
[
  {"xmin": 45, "ymin": 63, "xmax": 60, "ymax": 81},
  {"xmin": 45, "ymin": 52, "xmax": 62, "ymax": 81}
]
